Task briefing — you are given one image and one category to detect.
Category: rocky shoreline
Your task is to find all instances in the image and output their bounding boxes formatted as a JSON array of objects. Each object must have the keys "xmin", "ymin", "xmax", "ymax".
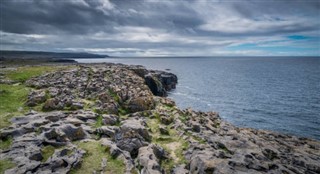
[{"xmin": 0, "ymin": 63, "xmax": 319, "ymax": 174}]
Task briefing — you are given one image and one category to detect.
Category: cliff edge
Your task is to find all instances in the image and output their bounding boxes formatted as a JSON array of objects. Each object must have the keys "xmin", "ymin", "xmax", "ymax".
[{"xmin": 0, "ymin": 64, "xmax": 319, "ymax": 174}]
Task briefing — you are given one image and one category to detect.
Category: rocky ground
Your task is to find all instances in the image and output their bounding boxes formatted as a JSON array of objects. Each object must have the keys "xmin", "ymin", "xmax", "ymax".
[{"xmin": 0, "ymin": 63, "xmax": 319, "ymax": 174}]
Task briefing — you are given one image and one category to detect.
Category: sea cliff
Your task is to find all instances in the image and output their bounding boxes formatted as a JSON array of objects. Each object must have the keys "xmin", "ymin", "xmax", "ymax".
[{"xmin": 0, "ymin": 63, "xmax": 319, "ymax": 174}]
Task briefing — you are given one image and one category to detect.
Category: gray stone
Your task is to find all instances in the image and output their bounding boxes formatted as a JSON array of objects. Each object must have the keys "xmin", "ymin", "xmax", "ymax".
[
  {"xmin": 115, "ymin": 118, "xmax": 150, "ymax": 155},
  {"xmin": 172, "ymin": 164, "xmax": 189, "ymax": 174},
  {"xmin": 191, "ymin": 121, "xmax": 201, "ymax": 133},
  {"xmin": 102, "ymin": 114, "xmax": 119, "ymax": 125},
  {"xmin": 75, "ymin": 111, "xmax": 97, "ymax": 121},
  {"xmin": 137, "ymin": 144, "xmax": 162, "ymax": 174},
  {"xmin": 70, "ymin": 102, "xmax": 84, "ymax": 110},
  {"xmin": 42, "ymin": 124, "xmax": 86, "ymax": 145},
  {"xmin": 95, "ymin": 126, "xmax": 118, "ymax": 138}
]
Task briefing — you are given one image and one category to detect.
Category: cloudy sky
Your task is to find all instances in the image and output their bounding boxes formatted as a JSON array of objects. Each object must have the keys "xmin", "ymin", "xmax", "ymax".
[{"xmin": 1, "ymin": 0, "xmax": 320, "ymax": 56}]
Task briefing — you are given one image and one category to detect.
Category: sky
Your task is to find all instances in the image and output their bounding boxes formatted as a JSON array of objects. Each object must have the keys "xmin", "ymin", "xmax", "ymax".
[{"xmin": 1, "ymin": 0, "xmax": 320, "ymax": 57}]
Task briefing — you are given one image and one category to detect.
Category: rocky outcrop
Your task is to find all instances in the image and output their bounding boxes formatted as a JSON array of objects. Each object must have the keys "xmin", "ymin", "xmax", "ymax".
[
  {"xmin": 130, "ymin": 65, "xmax": 177, "ymax": 96},
  {"xmin": 1, "ymin": 63, "xmax": 319, "ymax": 174},
  {"xmin": 23, "ymin": 64, "xmax": 175, "ymax": 114},
  {"xmin": 181, "ymin": 109, "xmax": 320, "ymax": 174}
]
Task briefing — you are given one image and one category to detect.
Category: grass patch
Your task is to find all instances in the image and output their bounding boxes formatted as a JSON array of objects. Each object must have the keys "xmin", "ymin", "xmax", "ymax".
[
  {"xmin": 193, "ymin": 136, "xmax": 206, "ymax": 144},
  {"xmin": 94, "ymin": 115, "xmax": 103, "ymax": 128},
  {"xmin": 147, "ymin": 117, "xmax": 189, "ymax": 172},
  {"xmin": 158, "ymin": 138, "xmax": 189, "ymax": 173},
  {"xmin": 175, "ymin": 140, "xmax": 189, "ymax": 164},
  {"xmin": 178, "ymin": 113, "xmax": 189, "ymax": 123},
  {"xmin": 108, "ymin": 89, "xmax": 120, "ymax": 103},
  {"xmin": 0, "ymin": 136, "xmax": 13, "ymax": 150},
  {"xmin": 118, "ymin": 107, "xmax": 129, "ymax": 116},
  {"xmin": 32, "ymin": 103, "xmax": 45, "ymax": 112},
  {"xmin": 44, "ymin": 89, "xmax": 51, "ymax": 99},
  {"xmin": 5, "ymin": 66, "xmax": 69, "ymax": 83},
  {"xmin": 41, "ymin": 145, "xmax": 55, "ymax": 162},
  {"xmin": 93, "ymin": 108, "xmax": 103, "ymax": 114},
  {"xmin": 0, "ymin": 159, "xmax": 16, "ymax": 173},
  {"xmin": 163, "ymin": 104, "xmax": 175, "ymax": 111},
  {"xmin": 82, "ymin": 99, "xmax": 95, "ymax": 110},
  {"xmin": 0, "ymin": 84, "xmax": 30, "ymax": 128},
  {"xmin": 160, "ymin": 158, "xmax": 175, "ymax": 173},
  {"xmin": 71, "ymin": 141, "xmax": 125, "ymax": 174},
  {"xmin": 147, "ymin": 117, "xmax": 160, "ymax": 134},
  {"xmin": 109, "ymin": 89, "xmax": 130, "ymax": 116}
]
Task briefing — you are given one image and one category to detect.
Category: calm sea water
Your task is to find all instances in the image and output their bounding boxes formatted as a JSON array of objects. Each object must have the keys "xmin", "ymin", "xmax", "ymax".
[{"xmin": 76, "ymin": 57, "xmax": 320, "ymax": 140}]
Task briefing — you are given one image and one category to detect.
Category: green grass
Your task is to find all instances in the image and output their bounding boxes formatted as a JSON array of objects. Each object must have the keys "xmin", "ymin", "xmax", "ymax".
[
  {"xmin": 41, "ymin": 145, "xmax": 55, "ymax": 162},
  {"xmin": 160, "ymin": 157, "xmax": 175, "ymax": 173},
  {"xmin": 147, "ymin": 116, "xmax": 161, "ymax": 134},
  {"xmin": 0, "ymin": 136, "xmax": 13, "ymax": 150},
  {"xmin": 108, "ymin": 89, "xmax": 120, "ymax": 103},
  {"xmin": 82, "ymin": 99, "xmax": 95, "ymax": 110},
  {"xmin": 157, "ymin": 137, "xmax": 189, "ymax": 173},
  {"xmin": 178, "ymin": 113, "xmax": 189, "ymax": 123},
  {"xmin": 94, "ymin": 115, "xmax": 103, "ymax": 128},
  {"xmin": 146, "ymin": 117, "xmax": 189, "ymax": 172},
  {"xmin": 0, "ymin": 159, "xmax": 16, "ymax": 174},
  {"xmin": 0, "ymin": 84, "xmax": 30, "ymax": 128},
  {"xmin": 5, "ymin": 66, "xmax": 70, "ymax": 83},
  {"xmin": 118, "ymin": 107, "xmax": 129, "ymax": 116},
  {"xmin": 0, "ymin": 66, "xmax": 73, "ymax": 128},
  {"xmin": 71, "ymin": 141, "xmax": 125, "ymax": 174}
]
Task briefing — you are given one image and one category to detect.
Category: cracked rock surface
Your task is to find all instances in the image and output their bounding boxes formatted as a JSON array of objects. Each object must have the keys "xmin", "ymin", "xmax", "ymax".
[{"xmin": 1, "ymin": 63, "xmax": 319, "ymax": 174}]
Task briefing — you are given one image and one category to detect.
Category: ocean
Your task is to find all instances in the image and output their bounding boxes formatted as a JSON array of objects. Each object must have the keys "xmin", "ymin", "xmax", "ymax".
[{"xmin": 76, "ymin": 57, "xmax": 320, "ymax": 140}]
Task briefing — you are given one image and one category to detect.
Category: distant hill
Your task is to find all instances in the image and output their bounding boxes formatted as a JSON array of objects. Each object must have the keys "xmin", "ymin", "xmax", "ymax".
[{"xmin": 0, "ymin": 50, "xmax": 108, "ymax": 59}]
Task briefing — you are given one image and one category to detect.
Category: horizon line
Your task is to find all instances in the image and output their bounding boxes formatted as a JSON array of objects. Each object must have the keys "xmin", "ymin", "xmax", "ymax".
[{"xmin": 1, "ymin": 49, "xmax": 319, "ymax": 58}]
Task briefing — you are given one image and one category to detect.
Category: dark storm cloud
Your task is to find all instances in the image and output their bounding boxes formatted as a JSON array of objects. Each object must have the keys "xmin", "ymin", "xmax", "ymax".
[
  {"xmin": 1, "ymin": 0, "xmax": 114, "ymax": 34},
  {"xmin": 1, "ymin": 0, "xmax": 319, "ymax": 56},
  {"xmin": 0, "ymin": 0, "xmax": 204, "ymax": 35}
]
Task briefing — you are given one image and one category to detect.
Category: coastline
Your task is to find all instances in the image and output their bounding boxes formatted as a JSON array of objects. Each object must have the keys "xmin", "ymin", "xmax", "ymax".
[{"xmin": 0, "ymin": 62, "xmax": 319, "ymax": 173}]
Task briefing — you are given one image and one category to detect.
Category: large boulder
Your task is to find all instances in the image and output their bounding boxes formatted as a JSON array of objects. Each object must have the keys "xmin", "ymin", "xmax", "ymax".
[
  {"xmin": 42, "ymin": 124, "xmax": 86, "ymax": 145},
  {"xmin": 115, "ymin": 118, "xmax": 151, "ymax": 156}
]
